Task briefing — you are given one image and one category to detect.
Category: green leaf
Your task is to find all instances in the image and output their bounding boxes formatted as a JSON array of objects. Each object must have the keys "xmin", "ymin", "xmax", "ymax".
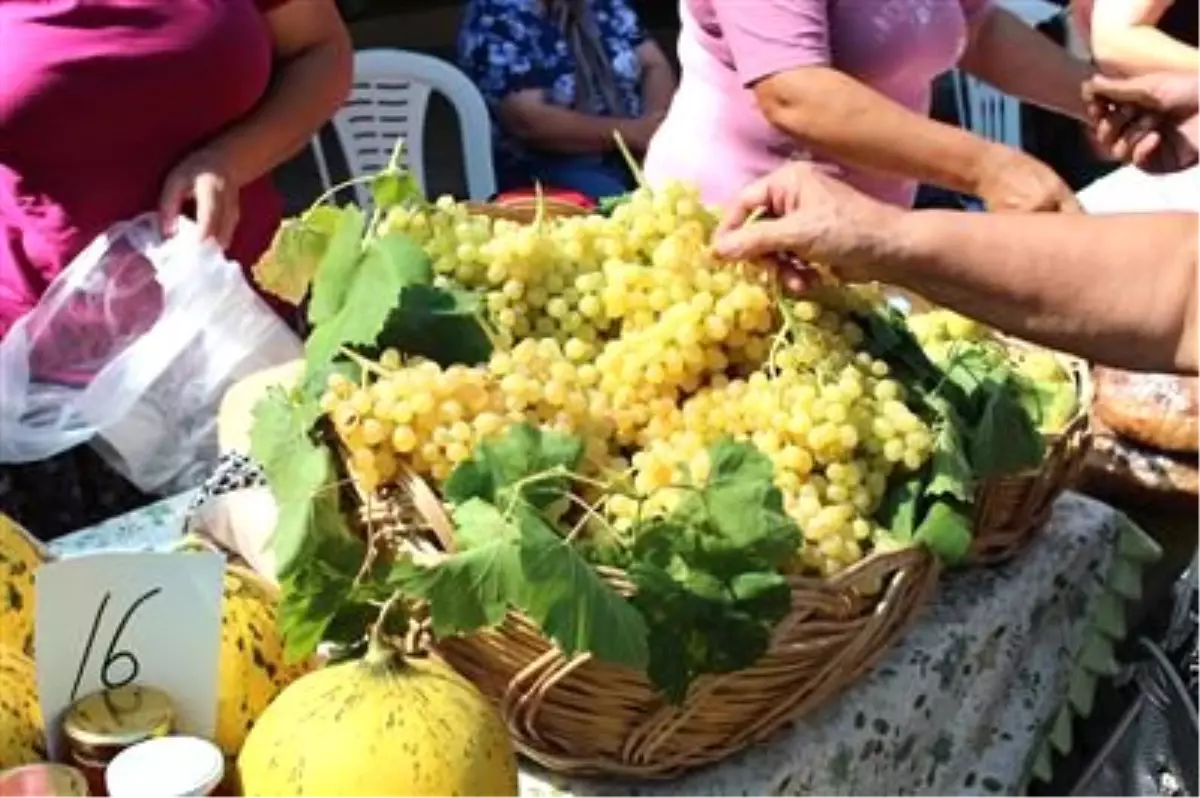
[
  {"xmin": 397, "ymin": 536, "xmax": 524, "ymax": 638},
  {"xmin": 376, "ymin": 285, "xmax": 494, "ymax": 366},
  {"xmin": 304, "ymin": 231, "xmax": 432, "ymax": 372},
  {"xmin": 516, "ymin": 506, "xmax": 649, "ymax": 669},
  {"xmin": 969, "ymin": 375, "xmax": 1045, "ymax": 478},
  {"xmin": 370, "ymin": 170, "xmax": 423, "ymax": 214},
  {"xmin": 914, "ymin": 499, "xmax": 974, "ymax": 565},
  {"xmin": 927, "ymin": 423, "xmax": 973, "ymax": 502},
  {"xmin": 451, "ymin": 497, "xmax": 517, "ymax": 550},
  {"xmin": 876, "ymin": 472, "xmax": 924, "ymax": 540},
  {"xmin": 249, "ymin": 388, "xmax": 335, "ymax": 577},
  {"xmin": 671, "ymin": 439, "xmax": 799, "ymax": 578},
  {"xmin": 1016, "ymin": 378, "xmax": 1078, "ymax": 434},
  {"xmin": 276, "ymin": 530, "xmax": 369, "ymax": 661},
  {"xmin": 443, "ymin": 423, "xmax": 584, "ymax": 510},
  {"xmin": 307, "ymin": 208, "xmax": 367, "ymax": 326},
  {"xmin": 252, "ymin": 204, "xmax": 349, "ymax": 305},
  {"xmin": 626, "ymin": 438, "xmax": 799, "ymax": 701}
]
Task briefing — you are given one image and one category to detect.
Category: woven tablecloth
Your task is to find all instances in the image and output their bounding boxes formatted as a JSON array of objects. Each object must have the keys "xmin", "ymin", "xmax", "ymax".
[{"xmin": 53, "ymin": 491, "xmax": 1123, "ymax": 795}]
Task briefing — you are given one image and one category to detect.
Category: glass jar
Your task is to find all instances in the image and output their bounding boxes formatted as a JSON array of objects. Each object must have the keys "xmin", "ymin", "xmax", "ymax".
[
  {"xmin": 104, "ymin": 737, "xmax": 224, "ymax": 798},
  {"xmin": 62, "ymin": 686, "xmax": 175, "ymax": 796},
  {"xmin": 0, "ymin": 764, "xmax": 89, "ymax": 797}
]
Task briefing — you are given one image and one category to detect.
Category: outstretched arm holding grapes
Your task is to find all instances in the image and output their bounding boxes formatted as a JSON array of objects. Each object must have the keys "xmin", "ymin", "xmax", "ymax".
[{"xmin": 713, "ymin": 162, "xmax": 1198, "ymax": 375}]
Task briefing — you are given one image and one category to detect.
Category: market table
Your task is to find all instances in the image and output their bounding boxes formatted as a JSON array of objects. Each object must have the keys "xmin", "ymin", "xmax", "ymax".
[{"xmin": 52, "ymin": 490, "xmax": 1137, "ymax": 796}]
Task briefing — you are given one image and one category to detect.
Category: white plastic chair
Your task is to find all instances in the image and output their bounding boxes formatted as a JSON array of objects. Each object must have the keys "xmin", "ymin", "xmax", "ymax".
[
  {"xmin": 311, "ymin": 49, "xmax": 497, "ymax": 206},
  {"xmin": 951, "ymin": 0, "xmax": 1063, "ymax": 150}
]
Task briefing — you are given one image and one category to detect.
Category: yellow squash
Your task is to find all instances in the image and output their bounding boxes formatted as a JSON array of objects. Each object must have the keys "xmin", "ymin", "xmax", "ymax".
[
  {"xmin": 0, "ymin": 513, "xmax": 49, "ymax": 656},
  {"xmin": 0, "ymin": 644, "xmax": 45, "ymax": 769},
  {"xmin": 237, "ymin": 643, "xmax": 519, "ymax": 796},
  {"xmin": 215, "ymin": 565, "xmax": 311, "ymax": 757}
]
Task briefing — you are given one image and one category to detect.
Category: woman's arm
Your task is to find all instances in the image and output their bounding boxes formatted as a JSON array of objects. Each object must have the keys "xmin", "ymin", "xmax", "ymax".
[
  {"xmin": 1089, "ymin": 0, "xmax": 1199, "ymax": 75},
  {"xmin": 637, "ymin": 40, "xmax": 676, "ymax": 114},
  {"xmin": 498, "ymin": 92, "xmax": 656, "ymax": 154},
  {"xmin": 887, "ymin": 210, "xmax": 1198, "ymax": 373},
  {"xmin": 199, "ymin": 0, "xmax": 352, "ymax": 188},
  {"xmin": 958, "ymin": 7, "xmax": 1093, "ymax": 120}
]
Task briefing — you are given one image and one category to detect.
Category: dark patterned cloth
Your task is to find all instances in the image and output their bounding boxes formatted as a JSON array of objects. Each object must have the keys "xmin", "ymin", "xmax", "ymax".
[
  {"xmin": 185, "ymin": 451, "xmax": 266, "ymax": 515},
  {"xmin": 0, "ymin": 446, "xmax": 151, "ymax": 542}
]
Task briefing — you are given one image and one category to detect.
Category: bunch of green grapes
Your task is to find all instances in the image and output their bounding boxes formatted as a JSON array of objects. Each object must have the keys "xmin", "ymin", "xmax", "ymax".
[
  {"xmin": 613, "ymin": 300, "xmax": 934, "ymax": 576},
  {"xmin": 320, "ymin": 351, "xmax": 511, "ymax": 487}
]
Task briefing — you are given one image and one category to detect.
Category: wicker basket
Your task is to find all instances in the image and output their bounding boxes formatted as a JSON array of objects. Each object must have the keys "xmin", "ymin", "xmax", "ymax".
[
  {"xmin": 358, "ymin": 465, "xmax": 939, "ymax": 779},
  {"xmin": 965, "ymin": 351, "xmax": 1095, "ymax": 566}
]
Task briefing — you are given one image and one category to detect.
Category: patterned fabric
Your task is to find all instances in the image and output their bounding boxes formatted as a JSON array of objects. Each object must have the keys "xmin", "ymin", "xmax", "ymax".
[
  {"xmin": 185, "ymin": 451, "xmax": 266, "ymax": 515},
  {"xmin": 52, "ymin": 490, "xmax": 1121, "ymax": 795},
  {"xmin": 0, "ymin": 447, "xmax": 151, "ymax": 543},
  {"xmin": 457, "ymin": 0, "xmax": 647, "ymax": 181}
]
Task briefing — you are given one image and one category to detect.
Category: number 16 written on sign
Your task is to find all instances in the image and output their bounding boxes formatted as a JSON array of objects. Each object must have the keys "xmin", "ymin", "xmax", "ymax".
[{"xmin": 70, "ymin": 587, "xmax": 163, "ymax": 702}]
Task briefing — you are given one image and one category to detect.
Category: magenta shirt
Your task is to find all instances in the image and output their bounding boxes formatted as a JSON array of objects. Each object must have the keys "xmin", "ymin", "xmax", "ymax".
[
  {"xmin": 644, "ymin": 0, "xmax": 994, "ymax": 209},
  {"xmin": 0, "ymin": 0, "xmax": 288, "ymax": 338}
]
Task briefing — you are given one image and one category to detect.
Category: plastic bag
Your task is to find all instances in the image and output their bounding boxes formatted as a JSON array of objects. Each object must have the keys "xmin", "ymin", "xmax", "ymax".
[
  {"xmin": 0, "ymin": 214, "xmax": 302, "ymax": 494},
  {"xmin": 1078, "ymin": 165, "xmax": 1200, "ymax": 214}
]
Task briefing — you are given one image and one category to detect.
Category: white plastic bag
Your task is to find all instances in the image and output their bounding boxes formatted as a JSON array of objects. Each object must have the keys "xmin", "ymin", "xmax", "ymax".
[
  {"xmin": 1078, "ymin": 164, "xmax": 1200, "ymax": 213},
  {"xmin": 0, "ymin": 214, "xmax": 302, "ymax": 493}
]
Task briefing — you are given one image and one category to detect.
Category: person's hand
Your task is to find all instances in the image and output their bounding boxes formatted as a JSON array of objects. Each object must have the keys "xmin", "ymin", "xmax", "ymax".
[
  {"xmin": 159, "ymin": 149, "xmax": 241, "ymax": 249},
  {"xmin": 971, "ymin": 147, "xmax": 1082, "ymax": 213},
  {"xmin": 712, "ymin": 162, "xmax": 902, "ymax": 292},
  {"xmin": 1084, "ymin": 72, "xmax": 1200, "ymax": 174}
]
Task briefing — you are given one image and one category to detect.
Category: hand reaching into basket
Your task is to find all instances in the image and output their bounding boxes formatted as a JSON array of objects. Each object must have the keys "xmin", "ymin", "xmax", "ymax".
[{"xmin": 712, "ymin": 163, "xmax": 900, "ymax": 294}]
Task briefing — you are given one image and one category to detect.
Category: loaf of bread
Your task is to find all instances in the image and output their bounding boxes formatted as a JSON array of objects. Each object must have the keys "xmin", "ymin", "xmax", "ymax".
[
  {"xmin": 1093, "ymin": 368, "xmax": 1198, "ymax": 454},
  {"xmin": 217, "ymin": 359, "xmax": 306, "ymax": 455}
]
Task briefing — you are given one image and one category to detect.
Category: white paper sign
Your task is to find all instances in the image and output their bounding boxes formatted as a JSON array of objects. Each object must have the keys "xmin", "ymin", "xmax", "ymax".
[{"xmin": 35, "ymin": 552, "xmax": 224, "ymax": 758}]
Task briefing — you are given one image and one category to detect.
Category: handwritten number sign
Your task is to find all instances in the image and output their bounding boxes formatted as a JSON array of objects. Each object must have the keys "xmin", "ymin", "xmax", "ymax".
[{"xmin": 36, "ymin": 553, "xmax": 223, "ymax": 758}]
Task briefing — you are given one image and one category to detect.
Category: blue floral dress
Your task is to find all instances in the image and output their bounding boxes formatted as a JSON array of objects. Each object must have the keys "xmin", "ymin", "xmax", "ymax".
[{"xmin": 458, "ymin": 0, "xmax": 648, "ymax": 196}]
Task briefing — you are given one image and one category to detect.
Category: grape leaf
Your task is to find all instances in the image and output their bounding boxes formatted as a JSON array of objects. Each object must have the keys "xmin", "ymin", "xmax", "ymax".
[
  {"xmin": 443, "ymin": 423, "xmax": 584, "ymax": 510},
  {"xmin": 396, "ymin": 535, "xmax": 524, "ymax": 638},
  {"xmin": 375, "ymin": 285, "xmax": 494, "ymax": 366},
  {"xmin": 926, "ymin": 422, "xmax": 973, "ymax": 502},
  {"xmin": 253, "ymin": 205, "xmax": 349, "ymax": 305},
  {"xmin": 307, "ymin": 208, "xmax": 367, "ymax": 326},
  {"xmin": 370, "ymin": 170, "xmax": 423, "ymax": 213},
  {"xmin": 671, "ymin": 438, "xmax": 799, "ymax": 579},
  {"xmin": 516, "ymin": 505, "xmax": 649, "ymax": 669},
  {"xmin": 304, "ymin": 231, "xmax": 434, "ymax": 372},
  {"xmin": 875, "ymin": 472, "xmax": 924, "ymax": 541},
  {"xmin": 969, "ymin": 374, "xmax": 1045, "ymax": 478},
  {"xmin": 628, "ymin": 438, "xmax": 799, "ymax": 701},
  {"xmin": 248, "ymin": 387, "xmax": 335, "ymax": 577},
  {"xmin": 276, "ymin": 514, "xmax": 368, "ymax": 661},
  {"xmin": 913, "ymin": 498, "xmax": 974, "ymax": 565}
]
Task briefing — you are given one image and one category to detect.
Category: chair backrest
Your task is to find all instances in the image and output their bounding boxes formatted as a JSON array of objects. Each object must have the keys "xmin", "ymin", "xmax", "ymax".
[{"xmin": 311, "ymin": 49, "xmax": 497, "ymax": 206}]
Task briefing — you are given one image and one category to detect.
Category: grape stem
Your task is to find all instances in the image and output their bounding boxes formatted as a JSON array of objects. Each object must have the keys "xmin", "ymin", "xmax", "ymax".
[{"xmin": 339, "ymin": 346, "xmax": 392, "ymax": 378}]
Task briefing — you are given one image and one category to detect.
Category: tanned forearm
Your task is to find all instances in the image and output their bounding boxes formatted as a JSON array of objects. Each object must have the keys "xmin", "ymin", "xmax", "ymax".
[
  {"xmin": 960, "ymin": 8, "xmax": 1093, "ymax": 121},
  {"xmin": 753, "ymin": 67, "xmax": 1001, "ymax": 196},
  {"xmin": 882, "ymin": 211, "xmax": 1199, "ymax": 373},
  {"xmin": 1092, "ymin": 26, "xmax": 1199, "ymax": 74},
  {"xmin": 498, "ymin": 100, "xmax": 634, "ymax": 155},
  {"xmin": 207, "ymin": 3, "xmax": 353, "ymax": 187}
]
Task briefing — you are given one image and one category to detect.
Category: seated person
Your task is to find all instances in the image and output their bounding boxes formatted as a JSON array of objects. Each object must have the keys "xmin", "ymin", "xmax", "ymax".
[{"xmin": 458, "ymin": 0, "xmax": 676, "ymax": 200}]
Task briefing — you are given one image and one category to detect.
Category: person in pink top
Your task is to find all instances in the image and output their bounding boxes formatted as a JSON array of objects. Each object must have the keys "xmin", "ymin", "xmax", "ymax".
[
  {"xmin": 0, "ymin": 0, "xmax": 352, "ymax": 540},
  {"xmin": 645, "ymin": 0, "xmax": 1096, "ymax": 211}
]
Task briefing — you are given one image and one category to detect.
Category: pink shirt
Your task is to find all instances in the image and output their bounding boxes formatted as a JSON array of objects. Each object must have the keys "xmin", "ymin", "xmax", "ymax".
[
  {"xmin": 644, "ymin": 0, "xmax": 993, "ymax": 209},
  {"xmin": 0, "ymin": 0, "xmax": 288, "ymax": 338}
]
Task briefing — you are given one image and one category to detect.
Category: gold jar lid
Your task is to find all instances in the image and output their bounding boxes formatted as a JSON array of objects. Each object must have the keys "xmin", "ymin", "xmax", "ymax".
[
  {"xmin": 0, "ymin": 763, "xmax": 91, "ymax": 796},
  {"xmin": 62, "ymin": 686, "xmax": 175, "ymax": 757}
]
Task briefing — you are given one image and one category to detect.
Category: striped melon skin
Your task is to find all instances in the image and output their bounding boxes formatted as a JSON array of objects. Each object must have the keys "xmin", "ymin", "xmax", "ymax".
[
  {"xmin": 0, "ymin": 645, "xmax": 45, "ymax": 769},
  {"xmin": 237, "ymin": 646, "xmax": 519, "ymax": 796},
  {"xmin": 0, "ymin": 513, "xmax": 49, "ymax": 657},
  {"xmin": 215, "ymin": 565, "xmax": 312, "ymax": 757}
]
